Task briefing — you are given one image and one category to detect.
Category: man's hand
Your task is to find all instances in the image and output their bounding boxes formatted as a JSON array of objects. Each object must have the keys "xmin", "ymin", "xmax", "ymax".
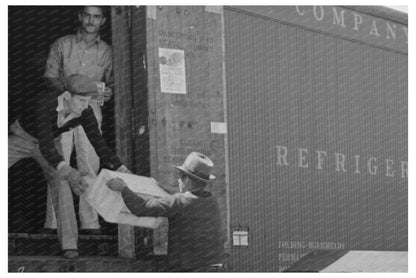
[
  {"xmin": 107, "ymin": 178, "xmax": 127, "ymax": 192},
  {"xmin": 102, "ymin": 87, "xmax": 113, "ymax": 101},
  {"xmin": 60, "ymin": 165, "xmax": 88, "ymax": 195}
]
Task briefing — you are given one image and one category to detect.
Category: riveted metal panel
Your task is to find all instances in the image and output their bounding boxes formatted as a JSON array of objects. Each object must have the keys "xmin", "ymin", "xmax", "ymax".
[{"xmin": 224, "ymin": 6, "xmax": 407, "ymax": 272}]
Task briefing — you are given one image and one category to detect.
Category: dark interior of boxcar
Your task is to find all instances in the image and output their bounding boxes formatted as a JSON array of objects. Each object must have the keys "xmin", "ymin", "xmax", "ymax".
[{"xmin": 8, "ymin": 6, "xmax": 117, "ymax": 235}]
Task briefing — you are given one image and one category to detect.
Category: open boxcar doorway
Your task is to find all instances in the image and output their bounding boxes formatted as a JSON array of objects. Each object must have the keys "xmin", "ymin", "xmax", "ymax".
[{"xmin": 8, "ymin": 6, "xmax": 117, "ymax": 235}]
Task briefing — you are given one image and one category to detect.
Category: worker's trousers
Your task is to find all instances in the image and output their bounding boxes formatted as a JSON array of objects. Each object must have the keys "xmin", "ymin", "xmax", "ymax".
[
  {"xmin": 44, "ymin": 102, "xmax": 102, "ymax": 230},
  {"xmin": 9, "ymin": 120, "xmax": 78, "ymax": 250}
]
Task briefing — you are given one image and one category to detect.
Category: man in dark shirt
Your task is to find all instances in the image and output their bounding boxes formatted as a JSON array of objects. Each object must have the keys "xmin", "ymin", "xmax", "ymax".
[
  {"xmin": 107, "ymin": 152, "xmax": 225, "ymax": 271},
  {"xmin": 8, "ymin": 74, "xmax": 130, "ymax": 259}
]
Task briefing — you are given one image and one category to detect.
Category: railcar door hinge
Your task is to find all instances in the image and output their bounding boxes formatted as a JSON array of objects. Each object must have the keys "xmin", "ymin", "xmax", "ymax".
[{"xmin": 142, "ymin": 53, "xmax": 147, "ymax": 70}]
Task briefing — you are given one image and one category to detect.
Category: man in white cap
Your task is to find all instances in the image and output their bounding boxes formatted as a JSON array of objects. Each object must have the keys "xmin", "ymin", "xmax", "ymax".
[{"xmin": 107, "ymin": 152, "xmax": 225, "ymax": 271}]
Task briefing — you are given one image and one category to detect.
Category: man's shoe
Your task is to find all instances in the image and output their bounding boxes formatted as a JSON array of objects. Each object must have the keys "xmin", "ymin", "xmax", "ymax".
[
  {"xmin": 80, "ymin": 229, "xmax": 101, "ymax": 235},
  {"xmin": 40, "ymin": 228, "xmax": 57, "ymax": 235},
  {"xmin": 62, "ymin": 250, "xmax": 79, "ymax": 259}
]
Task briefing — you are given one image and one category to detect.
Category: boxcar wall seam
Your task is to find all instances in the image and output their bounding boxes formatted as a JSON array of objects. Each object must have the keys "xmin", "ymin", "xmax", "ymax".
[{"xmin": 276, "ymin": 145, "xmax": 408, "ymax": 179}]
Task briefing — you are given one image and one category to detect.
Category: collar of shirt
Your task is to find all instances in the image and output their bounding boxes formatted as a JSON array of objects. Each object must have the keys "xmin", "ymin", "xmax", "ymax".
[
  {"xmin": 56, "ymin": 91, "xmax": 78, "ymax": 128},
  {"xmin": 75, "ymin": 29, "xmax": 101, "ymax": 47}
]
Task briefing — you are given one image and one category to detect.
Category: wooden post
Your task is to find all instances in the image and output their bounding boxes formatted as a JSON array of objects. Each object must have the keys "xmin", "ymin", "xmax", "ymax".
[
  {"xmin": 112, "ymin": 5, "xmax": 150, "ymax": 259},
  {"xmin": 111, "ymin": 6, "xmax": 136, "ymax": 259}
]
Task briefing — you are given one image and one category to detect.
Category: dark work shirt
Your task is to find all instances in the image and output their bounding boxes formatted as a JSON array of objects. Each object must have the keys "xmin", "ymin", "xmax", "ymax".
[
  {"xmin": 18, "ymin": 81, "xmax": 122, "ymax": 170},
  {"xmin": 121, "ymin": 187, "xmax": 225, "ymax": 270}
]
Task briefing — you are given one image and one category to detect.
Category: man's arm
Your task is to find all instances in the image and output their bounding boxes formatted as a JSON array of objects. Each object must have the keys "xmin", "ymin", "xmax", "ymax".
[
  {"xmin": 36, "ymin": 84, "xmax": 66, "ymax": 168},
  {"xmin": 101, "ymin": 47, "xmax": 113, "ymax": 101},
  {"xmin": 44, "ymin": 39, "xmax": 62, "ymax": 79},
  {"xmin": 81, "ymin": 108, "xmax": 123, "ymax": 170},
  {"xmin": 35, "ymin": 84, "xmax": 88, "ymax": 195},
  {"xmin": 38, "ymin": 37, "xmax": 65, "ymax": 162},
  {"xmin": 121, "ymin": 186, "xmax": 180, "ymax": 217},
  {"xmin": 44, "ymin": 38, "xmax": 66, "ymax": 94},
  {"xmin": 101, "ymin": 46, "xmax": 113, "ymax": 89},
  {"xmin": 107, "ymin": 178, "xmax": 181, "ymax": 217}
]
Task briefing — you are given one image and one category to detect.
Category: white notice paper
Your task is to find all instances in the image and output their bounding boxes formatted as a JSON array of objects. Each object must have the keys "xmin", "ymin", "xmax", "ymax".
[
  {"xmin": 85, "ymin": 169, "xmax": 169, "ymax": 228},
  {"xmin": 211, "ymin": 122, "xmax": 227, "ymax": 134},
  {"xmin": 159, "ymin": 48, "xmax": 187, "ymax": 94}
]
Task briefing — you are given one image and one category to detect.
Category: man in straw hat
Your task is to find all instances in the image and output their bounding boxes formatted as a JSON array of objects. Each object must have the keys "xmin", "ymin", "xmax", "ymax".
[
  {"xmin": 8, "ymin": 74, "xmax": 131, "ymax": 259},
  {"xmin": 107, "ymin": 152, "xmax": 225, "ymax": 271}
]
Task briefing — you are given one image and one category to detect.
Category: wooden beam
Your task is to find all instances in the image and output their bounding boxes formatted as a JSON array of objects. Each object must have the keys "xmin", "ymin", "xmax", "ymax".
[{"xmin": 111, "ymin": 6, "xmax": 136, "ymax": 259}]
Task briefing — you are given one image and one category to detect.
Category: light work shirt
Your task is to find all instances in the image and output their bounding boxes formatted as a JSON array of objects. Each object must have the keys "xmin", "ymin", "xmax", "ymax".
[{"xmin": 45, "ymin": 29, "xmax": 113, "ymax": 87}]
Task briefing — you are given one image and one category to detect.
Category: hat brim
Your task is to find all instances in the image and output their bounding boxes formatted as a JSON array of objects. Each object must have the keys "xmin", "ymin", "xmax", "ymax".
[{"xmin": 174, "ymin": 165, "xmax": 216, "ymax": 183}]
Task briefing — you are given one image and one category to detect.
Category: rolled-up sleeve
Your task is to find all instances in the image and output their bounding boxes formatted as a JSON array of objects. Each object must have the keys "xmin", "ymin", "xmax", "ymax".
[{"xmin": 44, "ymin": 39, "xmax": 62, "ymax": 79}]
